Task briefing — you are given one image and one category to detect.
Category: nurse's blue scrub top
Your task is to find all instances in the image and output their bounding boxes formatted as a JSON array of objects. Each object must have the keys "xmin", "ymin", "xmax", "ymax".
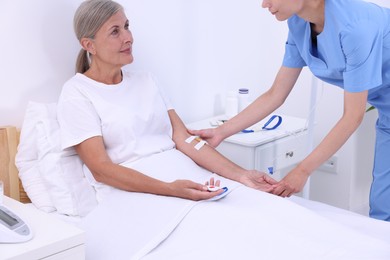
[{"xmin": 283, "ymin": 0, "xmax": 390, "ymax": 113}]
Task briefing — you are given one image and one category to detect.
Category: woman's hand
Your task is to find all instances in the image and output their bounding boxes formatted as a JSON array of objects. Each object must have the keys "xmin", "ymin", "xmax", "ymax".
[
  {"xmin": 271, "ymin": 168, "xmax": 310, "ymax": 197},
  {"xmin": 239, "ymin": 170, "xmax": 278, "ymax": 192},
  {"xmin": 188, "ymin": 128, "xmax": 223, "ymax": 148},
  {"xmin": 204, "ymin": 177, "xmax": 221, "ymax": 188},
  {"xmin": 168, "ymin": 179, "xmax": 224, "ymax": 201}
]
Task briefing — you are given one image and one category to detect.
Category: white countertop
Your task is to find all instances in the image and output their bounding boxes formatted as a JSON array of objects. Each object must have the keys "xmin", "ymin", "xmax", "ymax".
[{"xmin": 187, "ymin": 114, "xmax": 307, "ymax": 147}]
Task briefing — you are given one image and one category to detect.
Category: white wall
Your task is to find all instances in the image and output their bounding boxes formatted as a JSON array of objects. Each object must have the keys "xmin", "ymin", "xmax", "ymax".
[
  {"xmin": 126, "ymin": 0, "xmax": 313, "ymax": 123},
  {"xmin": 0, "ymin": 0, "xmax": 311, "ymax": 128},
  {"xmin": 371, "ymin": 0, "xmax": 390, "ymax": 6},
  {"xmin": 0, "ymin": 0, "xmax": 83, "ymax": 127}
]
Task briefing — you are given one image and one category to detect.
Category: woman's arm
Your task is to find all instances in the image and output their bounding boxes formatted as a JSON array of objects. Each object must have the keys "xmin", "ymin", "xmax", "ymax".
[
  {"xmin": 169, "ymin": 110, "xmax": 277, "ymax": 191},
  {"xmin": 75, "ymin": 136, "xmax": 221, "ymax": 200},
  {"xmin": 272, "ymin": 90, "xmax": 369, "ymax": 197},
  {"xmin": 189, "ymin": 66, "xmax": 302, "ymax": 147}
]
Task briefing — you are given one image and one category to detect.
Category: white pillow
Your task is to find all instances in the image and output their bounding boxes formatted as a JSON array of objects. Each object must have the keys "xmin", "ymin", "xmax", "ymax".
[
  {"xmin": 16, "ymin": 101, "xmax": 98, "ymax": 216},
  {"xmin": 37, "ymin": 111, "xmax": 98, "ymax": 216},
  {"xmin": 16, "ymin": 102, "xmax": 56, "ymax": 213}
]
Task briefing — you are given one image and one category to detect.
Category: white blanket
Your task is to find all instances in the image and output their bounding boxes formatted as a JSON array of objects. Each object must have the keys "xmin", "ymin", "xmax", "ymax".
[{"xmin": 79, "ymin": 149, "xmax": 390, "ymax": 260}]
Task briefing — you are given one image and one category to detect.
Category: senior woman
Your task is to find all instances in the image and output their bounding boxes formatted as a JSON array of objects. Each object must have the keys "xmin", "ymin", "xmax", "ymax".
[{"xmin": 57, "ymin": 0, "xmax": 277, "ymax": 202}]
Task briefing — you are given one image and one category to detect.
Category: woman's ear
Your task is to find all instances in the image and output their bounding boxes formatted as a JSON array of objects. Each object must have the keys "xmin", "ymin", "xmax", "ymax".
[{"xmin": 80, "ymin": 38, "xmax": 95, "ymax": 55}]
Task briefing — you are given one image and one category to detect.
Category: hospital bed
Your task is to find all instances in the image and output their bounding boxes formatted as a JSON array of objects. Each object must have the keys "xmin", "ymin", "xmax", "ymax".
[{"xmin": 1, "ymin": 102, "xmax": 390, "ymax": 260}]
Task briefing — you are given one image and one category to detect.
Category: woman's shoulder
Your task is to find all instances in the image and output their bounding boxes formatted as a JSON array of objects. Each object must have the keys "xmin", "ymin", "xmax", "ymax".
[
  {"xmin": 62, "ymin": 73, "xmax": 89, "ymax": 88},
  {"xmin": 60, "ymin": 73, "xmax": 92, "ymax": 101}
]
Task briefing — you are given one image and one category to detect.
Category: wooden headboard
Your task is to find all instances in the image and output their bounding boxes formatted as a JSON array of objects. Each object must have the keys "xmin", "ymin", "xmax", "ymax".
[{"xmin": 0, "ymin": 126, "xmax": 30, "ymax": 203}]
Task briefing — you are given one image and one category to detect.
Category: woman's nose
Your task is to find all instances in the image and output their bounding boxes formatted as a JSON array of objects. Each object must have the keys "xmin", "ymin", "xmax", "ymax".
[
  {"xmin": 262, "ymin": 0, "xmax": 271, "ymax": 8},
  {"xmin": 125, "ymin": 30, "xmax": 133, "ymax": 44}
]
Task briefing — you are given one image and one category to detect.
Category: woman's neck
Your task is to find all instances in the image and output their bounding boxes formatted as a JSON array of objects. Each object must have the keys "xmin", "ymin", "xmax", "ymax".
[
  {"xmin": 84, "ymin": 65, "xmax": 123, "ymax": 85},
  {"xmin": 298, "ymin": 0, "xmax": 325, "ymax": 34}
]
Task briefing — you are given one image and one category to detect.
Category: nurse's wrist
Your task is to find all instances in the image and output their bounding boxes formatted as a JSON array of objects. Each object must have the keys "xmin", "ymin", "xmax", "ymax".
[
  {"xmin": 216, "ymin": 124, "xmax": 231, "ymax": 144},
  {"xmin": 295, "ymin": 163, "xmax": 311, "ymax": 178}
]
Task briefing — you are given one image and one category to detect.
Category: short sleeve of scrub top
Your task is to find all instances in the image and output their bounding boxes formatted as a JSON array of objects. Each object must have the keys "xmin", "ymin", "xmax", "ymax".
[
  {"xmin": 341, "ymin": 19, "xmax": 383, "ymax": 92},
  {"xmin": 281, "ymin": 0, "xmax": 389, "ymax": 93},
  {"xmin": 282, "ymin": 31, "xmax": 307, "ymax": 68}
]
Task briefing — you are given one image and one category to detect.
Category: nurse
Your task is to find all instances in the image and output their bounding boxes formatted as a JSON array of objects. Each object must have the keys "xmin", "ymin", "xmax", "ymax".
[{"xmin": 190, "ymin": 0, "xmax": 390, "ymax": 221}]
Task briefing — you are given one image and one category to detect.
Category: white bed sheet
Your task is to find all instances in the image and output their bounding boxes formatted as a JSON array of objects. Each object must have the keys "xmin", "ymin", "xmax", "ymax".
[
  {"xmin": 288, "ymin": 196, "xmax": 390, "ymax": 244},
  {"xmin": 79, "ymin": 186, "xmax": 390, "ymax": 260},
  {"xmin": 75, "ymin": 149, "xmax": 390, "ymax": 260}
]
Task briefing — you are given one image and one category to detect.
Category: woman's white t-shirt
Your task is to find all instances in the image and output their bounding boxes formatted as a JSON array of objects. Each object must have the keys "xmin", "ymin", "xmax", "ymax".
[{"xmin": 57, "ymin": 70, "xmax": 175, "ymax": 165}]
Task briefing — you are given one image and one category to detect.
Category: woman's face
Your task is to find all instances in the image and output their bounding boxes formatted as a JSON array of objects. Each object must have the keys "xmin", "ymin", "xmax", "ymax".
[
  {"xmin": 91, "ymin": 10, "xmax": 134, "ymax": 69},
  {"xmin": 262, "ymin": 0, "xmax": 301, "ymax": 21}
]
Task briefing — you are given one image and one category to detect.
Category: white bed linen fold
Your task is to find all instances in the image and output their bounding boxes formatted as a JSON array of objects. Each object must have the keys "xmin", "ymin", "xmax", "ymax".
[
  {"xmin": 288, "ymin": 196, "xmax": 390, "ymax": 244},
  {"xmin": 80, "ymin": 179, "xmax": 239, "ymax": 260},
  {"xmin": 78, "ymin": 149, "xmax": 390, "ymax": 260},
  {"xmin": 143, "ymin": 187, "xmax": 390, "ymax": 260},
  {"xmin": 80, "ymin": 149, "xmax": 240, "ymax": 259}
]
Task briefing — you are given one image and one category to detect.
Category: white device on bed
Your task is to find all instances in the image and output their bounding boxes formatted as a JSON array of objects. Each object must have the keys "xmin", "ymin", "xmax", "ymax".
[
  {"xmin": 207, "ymin": 187, "xmax": 229, "ymax": 201},
  {"xmin": 207, "ymin": 185, "xmax": 222, "ymax": 192},
  {"xmin": 0, "ymin": 205, "xmax": 33, "ymax": 243}
]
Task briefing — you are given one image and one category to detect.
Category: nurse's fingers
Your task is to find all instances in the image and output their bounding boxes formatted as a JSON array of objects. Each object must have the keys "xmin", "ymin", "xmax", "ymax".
[
  {"xmin": 280, "ymin": 189, "xmax": 294, "ymax": 198},
  {"xmin": 272, "ymin": 183, "xmax": 292, "ymax": 197}
]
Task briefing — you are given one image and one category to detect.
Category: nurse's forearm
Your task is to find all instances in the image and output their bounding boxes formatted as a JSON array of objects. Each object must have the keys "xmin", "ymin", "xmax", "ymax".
[
  {"xmin": 218, "ymin": 91, "xmax": 282, "ymax": 138},
  {"xmin": 297, "ymin": 90, "xmax": 368, "ymax": 175},
  {"xmin": 297, "ymin": 113, "xmax": 363, "ymax": 176},
  {"xmin": 219, "ymin": 66, "xmax": 302, "ymax": 139}
]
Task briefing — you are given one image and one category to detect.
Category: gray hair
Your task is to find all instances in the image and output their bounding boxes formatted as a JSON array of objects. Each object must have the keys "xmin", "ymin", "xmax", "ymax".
[{"xmin": 73, "ymin": 0, "xmax": 123, "ymax": 73}]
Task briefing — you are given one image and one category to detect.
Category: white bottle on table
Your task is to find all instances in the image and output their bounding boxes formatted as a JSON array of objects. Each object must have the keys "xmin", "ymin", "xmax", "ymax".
[
  {"xmin": 225, "ymin": 90, "xmax": 238, "ymax": 119},
  {"xmin": 238, "ymin": 88, "xmax": 250, "ymax": 112}
]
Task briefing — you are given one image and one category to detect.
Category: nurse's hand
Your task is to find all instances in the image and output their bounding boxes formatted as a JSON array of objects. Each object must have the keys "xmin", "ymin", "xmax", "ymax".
[
  {"xmin": 168, "ymin": 179, "xmax": 224, "ymax": 201},
  {"xmin": 271, "ymin": 168, "xmax": 310, "ymax": 197},
  {"xmin": 188, "ymin": 127, "xmax": 224, "ymax": 148},
  {"xmin": 240, "ymin": 170, "xmax": 278, "ymax": 193}
]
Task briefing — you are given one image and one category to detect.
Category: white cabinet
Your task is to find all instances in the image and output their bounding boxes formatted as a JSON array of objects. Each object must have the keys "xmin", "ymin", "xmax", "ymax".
[
  {"xmin": 188, "ymin": 114, "xmax": 309, "ymax": 181},
  {"xmin": 0, "ymin": 197, "xmax": 85, "ymax": 260},
  {"xmin": 255, "ymin": 131, "xmax": 308, "ymax": 178}
]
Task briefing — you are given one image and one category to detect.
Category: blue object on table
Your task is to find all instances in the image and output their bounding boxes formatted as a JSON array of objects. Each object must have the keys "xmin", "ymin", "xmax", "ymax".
[{"xmin": 241, "ymin": 115, "xmax": 283, "ymax": 133}]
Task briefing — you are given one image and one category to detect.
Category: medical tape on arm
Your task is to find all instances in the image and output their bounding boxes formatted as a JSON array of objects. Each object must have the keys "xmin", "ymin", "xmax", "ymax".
[
  {"xmin": 185, "ymin": 135, "xmax": 207, "ymax": 150},
  {"xmin": 185, "ymin": 135, "xmax": 197, "ymax": 143},
  {"xmin": 194, "ymin": 140, "xmax": 207, "ymax": 150}
]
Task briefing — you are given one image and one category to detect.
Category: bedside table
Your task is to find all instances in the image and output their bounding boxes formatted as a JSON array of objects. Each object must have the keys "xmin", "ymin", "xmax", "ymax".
[
  {"xmin": 0, "ymin": 196, "xmax": 85, "ymax": 260},
  {"xmin": 187, "ymin": 114, "xmax": 309, "ymax": 181}
]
